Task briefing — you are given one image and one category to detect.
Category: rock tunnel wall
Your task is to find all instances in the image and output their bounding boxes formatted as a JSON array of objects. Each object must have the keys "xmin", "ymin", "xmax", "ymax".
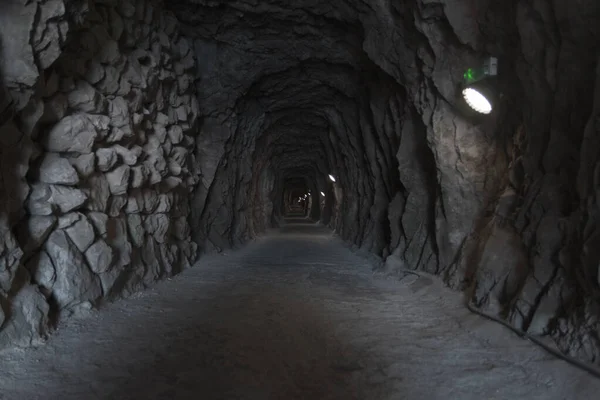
[
  {"xmin": 0, "ymin": 0, "xmax": 199, "ymax": 347},
  {"xmin": 1, "ymin": 0, "xmax": 599, "ymax": 367},
  {"xmin": 171, "ymin": 0, "xmax": 600, "ymax": 365}
]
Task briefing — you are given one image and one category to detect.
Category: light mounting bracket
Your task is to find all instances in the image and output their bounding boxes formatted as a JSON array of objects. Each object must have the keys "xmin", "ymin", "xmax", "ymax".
[{"xmin": 463, "ymin": 56, "xmax": 498, "ymax": 85}]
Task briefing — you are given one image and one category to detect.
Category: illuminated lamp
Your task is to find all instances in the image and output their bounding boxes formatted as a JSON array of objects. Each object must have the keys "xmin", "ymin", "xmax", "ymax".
[
  {"xmin": 462, "ymin": 57, "xmax": 498, "ymax": 115},
  {"xmin": 328, "ymin": 174, "xmax": 336, "ymax": 182},
  {"xmin": 320, "ymin": 191, "xmax": 325, "ymax": 197}
]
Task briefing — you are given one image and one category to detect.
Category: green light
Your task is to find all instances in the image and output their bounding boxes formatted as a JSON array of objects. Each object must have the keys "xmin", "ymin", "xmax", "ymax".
[{"xmin": 463, "ymin": 67, "xmax": 483, "ymax": 84}]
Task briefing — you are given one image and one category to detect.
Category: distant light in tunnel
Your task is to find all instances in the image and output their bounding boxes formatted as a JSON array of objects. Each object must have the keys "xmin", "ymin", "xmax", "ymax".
[
  {"xmin": 328, "ymin": 174, "xmax": 336, "ymax": 182},
  {"xmin": 320, "ymin": 191, "xmax": 325, "ymax": 197}
]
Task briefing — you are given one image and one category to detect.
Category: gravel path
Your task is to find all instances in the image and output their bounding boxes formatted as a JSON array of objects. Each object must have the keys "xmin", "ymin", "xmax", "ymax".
[{"xmin": 0, "ymin": 221, "xmax": 598, "ymax": 399}]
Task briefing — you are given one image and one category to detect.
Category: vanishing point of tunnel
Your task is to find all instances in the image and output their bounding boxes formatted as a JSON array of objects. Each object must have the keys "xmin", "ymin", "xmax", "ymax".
[{"xmin": 0, "ymin": 0, "xmax": 600, "ymax": 399}]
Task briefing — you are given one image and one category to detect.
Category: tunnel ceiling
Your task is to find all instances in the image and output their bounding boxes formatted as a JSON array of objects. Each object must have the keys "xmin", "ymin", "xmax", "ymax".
[
  {"xmin": 1, "ymin": 0, "xmax": 600, "ymax": 371},
  {"xmin": 166, "ymin": 0, "xmax": 398, "ymax": 198}
]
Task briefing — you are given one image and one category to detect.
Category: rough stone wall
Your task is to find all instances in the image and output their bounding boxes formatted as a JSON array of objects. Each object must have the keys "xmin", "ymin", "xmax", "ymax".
[
  {"xmin": 358, "ymin": 0, "xmax": 600, "ymax": 365},
  {"xmin": 168, "ymin": 0, "xmax": 600, "ymax": 365},
  {"xmin": 0, "ymin": 0, "xmax": 199, "ymax": 349},
  {"xmin": 1, "ymin": 0, "xmax": 599, "ymax": 367},
  {"xmin": 359, "ymin": 0, "xmax": 600, "ymax": 365},
  {"xmin": 467, "ymin": 0, "xmax": 600, "ymax": 364},
  {"xmin": 386, "ymin": 0, "xmax": 600, "ymax": 365}
]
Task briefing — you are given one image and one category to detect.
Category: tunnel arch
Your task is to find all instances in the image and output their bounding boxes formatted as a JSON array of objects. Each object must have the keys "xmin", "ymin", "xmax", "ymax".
[{"xmin": 0, "ymin": 0, "xmax": 598, "ymax": 368}]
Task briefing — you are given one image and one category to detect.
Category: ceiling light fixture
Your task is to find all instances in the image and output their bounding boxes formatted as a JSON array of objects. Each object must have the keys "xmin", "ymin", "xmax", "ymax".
[
  {"xmin": 462, "ymin": 56, "xmax": 498, "ymax": 115},
  {"xmin": 320, "ymin": 191, "xmax": 325, "ymax": 197},
  {"xmin": 328, "ymin": 174, "xmax": 336, "ymax": 182}
]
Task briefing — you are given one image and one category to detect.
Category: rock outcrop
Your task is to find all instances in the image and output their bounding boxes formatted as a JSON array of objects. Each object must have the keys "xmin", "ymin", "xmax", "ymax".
[
  {"xmin": 0, "ymin": 0, "xmax": 199, "ymax": 347},
  {"xmin": 1, "ymin": 0, "xmax": 599, "ymax": 368}
]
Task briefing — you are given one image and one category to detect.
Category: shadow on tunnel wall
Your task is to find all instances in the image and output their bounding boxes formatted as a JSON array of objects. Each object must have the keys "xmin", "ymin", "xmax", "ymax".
[
  {"xmin": 0, "ymin": 41, "xmax": 35, "ymax": 339},
  {"xmin": 92, "ymin": 282, "xmax": 381, "ymax": 400}
]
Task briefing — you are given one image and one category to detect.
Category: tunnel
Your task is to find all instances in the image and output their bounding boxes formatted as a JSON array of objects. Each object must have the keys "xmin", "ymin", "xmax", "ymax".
[{"xmin": 1, "ymin": 0, "xmax": 600, "ymax": 398}]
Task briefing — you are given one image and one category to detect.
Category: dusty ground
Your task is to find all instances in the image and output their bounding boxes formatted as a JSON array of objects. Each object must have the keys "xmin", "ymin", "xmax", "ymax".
[{"xmin": 0, "ymin": 220, "xmax": 598, "ymax": 399}]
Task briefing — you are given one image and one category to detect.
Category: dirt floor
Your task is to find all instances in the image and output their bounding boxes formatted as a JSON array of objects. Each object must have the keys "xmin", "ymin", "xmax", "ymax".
[{"xmin": 0, "ymin": 220, "xmax": 598, "ymax": 399}]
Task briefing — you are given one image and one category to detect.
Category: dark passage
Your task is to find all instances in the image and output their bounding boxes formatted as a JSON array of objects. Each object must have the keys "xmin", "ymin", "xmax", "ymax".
[{"xmin": 1, "ymin": 0, "xmax": 600, "ymax": 397}]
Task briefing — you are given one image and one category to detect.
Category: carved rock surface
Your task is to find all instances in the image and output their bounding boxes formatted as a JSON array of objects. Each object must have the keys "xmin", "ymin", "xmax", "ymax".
[
  {"xmin": 85, "ymin": 240, "xmax": 114, "ymax": 274},
  {"xmin": 166, "ymin": 0, "xmax": 600, "ymax": 367},
  {"xmin": 0, "ymin": 0, "xmax": 199, "ymax": 350},
  {"xmin": 44, "ymin": 230, "xmax": 102, "ymax": 309},
  {"xmin": 38, "ymin": 153, "xmax": 79, "ymax": 186},
  {"xmin": 42, "ymin": 114, "xmax": 100, "ymax": 154},
  {"xmin": 0, "ymin": 0, "xmax": 598, "ymax": 371}
]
